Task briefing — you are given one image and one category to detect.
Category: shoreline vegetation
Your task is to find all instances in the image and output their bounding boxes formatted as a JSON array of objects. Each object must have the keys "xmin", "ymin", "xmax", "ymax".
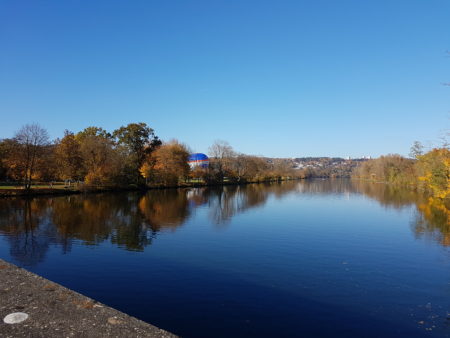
[
  {"xmin": 351, "ymin": 145, "xmax": 450, "ymax": 212},
  {"xmin": 0, "ymin": 122, "xmax": 312, "ymax": 198},
  {"xmin": 1, "ymin": 123, "xmax": 448, "ymax": 207}
]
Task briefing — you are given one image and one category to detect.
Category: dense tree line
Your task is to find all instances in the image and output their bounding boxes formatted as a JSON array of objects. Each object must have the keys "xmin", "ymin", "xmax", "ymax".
[
  {"xmin": 352, "ymin": 144, "xmax": 449, "ymax": 201},
  {"xmin": 0, "ymin": 123, "xmax": 162, "ymax": 187},
  {"xmin": 136, "ymin": 139, "xmax": 309, "ymax": 186},
  {"xmin": 201, "ymin": 140, "xmax": 308, "ymax": 184},
  {"xmin": 0, "ymin": 123, "xmax": 307, "ymax": 189}
]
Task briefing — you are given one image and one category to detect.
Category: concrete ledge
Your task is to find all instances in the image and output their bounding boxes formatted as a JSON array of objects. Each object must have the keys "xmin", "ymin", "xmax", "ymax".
[{"xmin": 0, "ymin": 259, "xmax": 177, "ymax": 338}]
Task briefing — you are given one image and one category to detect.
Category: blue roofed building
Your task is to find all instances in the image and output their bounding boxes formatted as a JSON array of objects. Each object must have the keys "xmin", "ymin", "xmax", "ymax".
[{"xmin": 188, "ymin": 153, "xmax": 209, "ymax": 169}]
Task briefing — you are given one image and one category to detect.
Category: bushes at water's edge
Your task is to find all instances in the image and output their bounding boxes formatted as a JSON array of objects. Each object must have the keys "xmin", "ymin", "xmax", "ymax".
[{"xmin": 352, "ymin": 148, "xmax": 450, "ymax": 201}]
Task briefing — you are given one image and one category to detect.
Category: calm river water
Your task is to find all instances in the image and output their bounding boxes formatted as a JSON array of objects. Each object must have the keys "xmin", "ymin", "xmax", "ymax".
[{"xmin": 0, "ymin": 180, "xmax": 449, "ymax": 337}]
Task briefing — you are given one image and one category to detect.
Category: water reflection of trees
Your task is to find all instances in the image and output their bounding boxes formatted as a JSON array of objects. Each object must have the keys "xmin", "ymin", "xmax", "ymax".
[
  {"xmin": 348, "ymin": 180, "xmax": 449, "ymax": 247},
  {"xmin": 298, "ymin": 180, "xmax": 449, "ymax": 246},
  {"xmin": 351, "ymin": 180, "xmax": 427, "ymax": 210},
  {"xmin": 0, "ymin": 180, "xmax": 449, "ymax": 265},
  {"xmin": 138, "ymin": 189, "xmax": 191, "ymax": 231},
  {"xmin": 0, "ymin": 183, "xmax": 300, "ymax": 261},
  {"xmin": 203, "ymin": 182, "xmax": 299, "ymax": 225},
  {"xmin": 51, "ymin": 193, "xmax": 160, "ymax": 251},
  {"xmin": 413, "ymin": 199, "xmax": 450, "ymax": 246},
  {"xmin": 0, "ymin": 198, "xmax": 69, "ymax": 266},
  {"xmin": 0, "ymin": 190, "xmax": 194, "ymax": 261}
]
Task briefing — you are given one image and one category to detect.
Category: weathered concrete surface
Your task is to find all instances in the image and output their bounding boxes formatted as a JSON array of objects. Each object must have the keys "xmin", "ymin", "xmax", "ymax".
[{"xmin": 0, "ymin": 259, "xmax": 177, "ymax": 338}]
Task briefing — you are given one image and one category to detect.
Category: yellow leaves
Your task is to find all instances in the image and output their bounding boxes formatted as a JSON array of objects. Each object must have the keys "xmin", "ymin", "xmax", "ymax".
[
  {"xmin": 444, "ymin": 158, "xmax": 450, "ymax": 168},
  {"xmin": 139, "ymin": 162, "xmax": 151, "ymax": 179},
  {"xmin": 416, "ymin": 197, "xmax": 450, "ymax": 246},
  {"xmin": 416, "ymin": 148, "xmax": 450, "ymax": 200},
  {"xmin": 418, "ymin": 173, "xmax": 431, "ymax": 182}
]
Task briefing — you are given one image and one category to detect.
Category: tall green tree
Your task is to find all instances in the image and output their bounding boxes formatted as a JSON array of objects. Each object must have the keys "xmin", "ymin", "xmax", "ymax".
[
  {"xmin": 76, "ymin": 126, "xmax": 112, "ymax": 140},
  {"xmin": 113, "ymin": 123, "xmax": 161, "ymax": 183}
]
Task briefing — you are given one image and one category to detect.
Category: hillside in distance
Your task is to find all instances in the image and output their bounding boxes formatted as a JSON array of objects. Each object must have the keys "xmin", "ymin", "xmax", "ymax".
[{"xmin": 266, "ymin": 157, "xmax": 369, "ymax": 178}]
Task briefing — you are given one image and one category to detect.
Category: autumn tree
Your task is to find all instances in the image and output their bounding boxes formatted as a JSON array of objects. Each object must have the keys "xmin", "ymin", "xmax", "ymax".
[
  {"xmin": 271, "ymin": 159, "xmax": 294, "ymax": 180},
  {"xmin": 355, "ymin": 154, "xmax": 416, "ymax": 185},
  {"xmin": 208, "ymin": 140, "xmax": 234, "ymax": 182},
  {"xmin": 5, "ymin": 124, "xmax": 50, "ymax": 189},
  {"xmin": 140, "ymin": 140, "xmax": 189, "ymax": 186},
  {"xmin": 232, "ymin": 154, "xmax": 268, "ymax": 182},
  {"xmin": 76, "ymin": 127, "xmax": 125, "ymax": 185},
  {"xmin": 0, "ymin": 139, "xmax": 12, "ymax": 180},
  {"xmin": 55, "ymin": 130, "xmax": 84, "ymax": 181},
  {"xmin": 33, "ymin": 144, "xmax": 58, "ymax": 182},
  {"xmin": 416, "ymin": 148, "xmax": 450, "ymax": 199}
]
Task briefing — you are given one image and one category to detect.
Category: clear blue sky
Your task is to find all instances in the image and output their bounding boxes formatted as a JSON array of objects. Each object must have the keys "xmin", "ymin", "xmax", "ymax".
[{"xmin": 0, "ymin": 0, "xmax": 449, "ymax": 158}]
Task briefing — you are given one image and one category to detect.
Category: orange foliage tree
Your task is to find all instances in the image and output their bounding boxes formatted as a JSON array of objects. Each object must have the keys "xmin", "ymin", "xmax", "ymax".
[{"xmin": 140, "ymin": 141, "xmax": 190, "ymax": 186}]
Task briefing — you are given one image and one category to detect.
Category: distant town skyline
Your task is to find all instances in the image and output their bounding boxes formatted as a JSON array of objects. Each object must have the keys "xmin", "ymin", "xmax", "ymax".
[{"xmin": 1, "ymin": 0, "xmax": 449, "ymax": 158}]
